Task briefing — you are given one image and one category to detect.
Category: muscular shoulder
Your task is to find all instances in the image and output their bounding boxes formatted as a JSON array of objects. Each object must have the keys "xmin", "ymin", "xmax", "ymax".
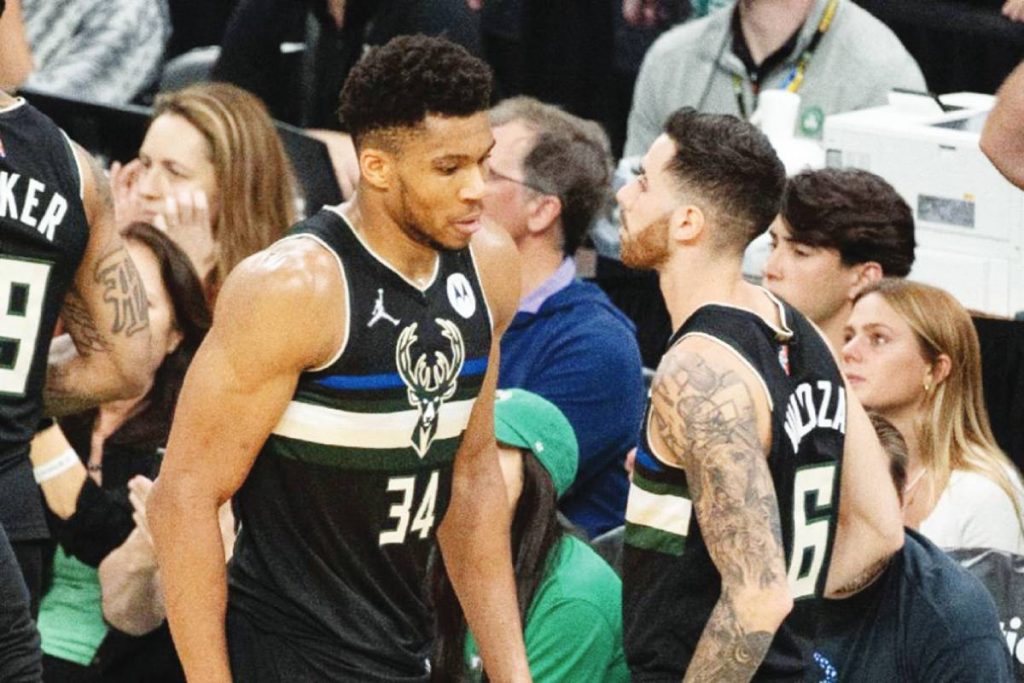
[
  {"xmin": 213, "ymin": 237, "xmax": 346, "ymax": 370},
  {"xmin": 469, "ymin": 224, "xmax": 521, "ymax": 333},
  {"xmin": 649, "ymin": 335, "xmax": 770, "ymax": 468}
]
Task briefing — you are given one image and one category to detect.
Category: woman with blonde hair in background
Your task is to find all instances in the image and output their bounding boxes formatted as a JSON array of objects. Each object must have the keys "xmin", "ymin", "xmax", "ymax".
[
  {"xmin": 843, "ymin": 278, "xmax": 1024, "ymax": 553},
  {"xmin": 112, "ymin": 82, "xmax": 298, "ymax": 304}
]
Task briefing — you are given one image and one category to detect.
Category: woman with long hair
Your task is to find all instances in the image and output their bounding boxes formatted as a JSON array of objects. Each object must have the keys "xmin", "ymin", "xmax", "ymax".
[
  {"xmin": 431, "ymin": 389, "xmax": 628, "ymax": 682},
  {"xmin": 842, "ymin": 278, "xmax": 1024, "ymax": 553},
  {"xmin": 112, "ymin": 82, "xmax": 298, "ymax": 303},
  {"xmin": 29, "ymin": 223, "xmax": 212, "ymax": 681}
]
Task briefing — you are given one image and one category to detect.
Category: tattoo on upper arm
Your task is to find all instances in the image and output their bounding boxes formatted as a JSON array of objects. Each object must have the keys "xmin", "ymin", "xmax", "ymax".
[
  {"xmin": 652, "ymin": 350, "xmax": 785, "ymax": 679},
  {"xmin": 94, "ymin": 245, "xmax": 149, "ymax": 337},
  {"xmin": 61, "ymin": 288, "xmax": 112, "ymax": 355}
]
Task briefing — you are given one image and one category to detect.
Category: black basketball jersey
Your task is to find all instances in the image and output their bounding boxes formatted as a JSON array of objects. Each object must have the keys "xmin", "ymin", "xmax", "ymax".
[
  {"xmin": 227, "ymin": 208, "xmax": 493, "ymax": 680},
  {"xmin": 622, "ymin": 292, "xmax": 846, "ymax": 681},
  {"xmin": 0, "ymin": 98, "xmax": 89, "ymax": 540}
]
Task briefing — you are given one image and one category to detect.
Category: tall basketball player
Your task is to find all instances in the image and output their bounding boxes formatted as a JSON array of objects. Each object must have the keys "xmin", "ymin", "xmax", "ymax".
[
  {"xmin": 616, "ymin": 108, "xmax": 905, "ymax": 681},
  {"xmin": 0, "ymin": 0, "xmax": 151, "ymax": 624},
  {"xmin": 149, "ymin": 36, "xmax": 531, "ymax": 682}
]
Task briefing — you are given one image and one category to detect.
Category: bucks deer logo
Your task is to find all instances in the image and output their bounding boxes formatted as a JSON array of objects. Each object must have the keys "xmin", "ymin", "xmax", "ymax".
[{"xmin": 395, "ymin": 318, "xmax": 465, "ymax": 457}]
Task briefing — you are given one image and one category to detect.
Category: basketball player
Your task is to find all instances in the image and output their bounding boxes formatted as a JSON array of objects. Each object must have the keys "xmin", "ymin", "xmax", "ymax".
[
  {"xmin": 148, "ymin": 36, "xmax": 531, "ymax": 682},
  {"xmin": 1, "ymin": 0, "xmax": 151, "ymax": 622},
  {"xmin": 616, "ymin": 108, "xmax": 905, "ymax": 680}
]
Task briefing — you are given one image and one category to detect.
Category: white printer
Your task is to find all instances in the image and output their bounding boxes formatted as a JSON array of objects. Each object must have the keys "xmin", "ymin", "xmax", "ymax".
[{"xmin": 823, "ymin": 92, "xmax": 1024, "ymax": 317}]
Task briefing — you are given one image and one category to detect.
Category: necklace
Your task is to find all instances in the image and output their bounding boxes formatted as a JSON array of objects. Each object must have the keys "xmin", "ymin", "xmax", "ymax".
[{"xmin": 903, "ymin": 467, "xmax": 929, "ymax": 497}]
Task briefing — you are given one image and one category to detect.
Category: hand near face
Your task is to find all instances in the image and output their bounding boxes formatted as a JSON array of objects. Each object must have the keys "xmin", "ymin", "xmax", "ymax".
[
  {"xmin": 110, "ymin": 159, "xmax": 146, "ymax": 227},
  {"xmin": 153, "ymin": 177, "xmax": 218, "ymax": 282}
]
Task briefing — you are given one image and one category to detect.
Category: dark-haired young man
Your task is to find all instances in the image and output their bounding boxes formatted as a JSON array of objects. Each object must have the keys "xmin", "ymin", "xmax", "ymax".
[
  {"xmin": 616, "ymin": 109, "xmax": 905, "ymax": 679},
  {"xmin": 763, "ymin": 168, "xmax": 916, "ymax": 351},
  {"xmin": 149, "ymin": 35, "xmax": 531, "ymax": 682},
  {"xmin": 484, "ymin": 97, "xmax": 645, "ymax": 537}
]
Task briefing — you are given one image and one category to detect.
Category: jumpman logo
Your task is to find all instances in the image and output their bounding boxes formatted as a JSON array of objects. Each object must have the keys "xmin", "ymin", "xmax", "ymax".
[{"xmin": 368, "ymin": 288, "xmax": 400, "ymax": 328}]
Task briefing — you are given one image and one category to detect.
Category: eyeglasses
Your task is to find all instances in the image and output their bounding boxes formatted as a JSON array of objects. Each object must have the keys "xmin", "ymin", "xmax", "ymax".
[{"xmin": 486, "ymin": 168, "xmax": 553, "ymax": 196}]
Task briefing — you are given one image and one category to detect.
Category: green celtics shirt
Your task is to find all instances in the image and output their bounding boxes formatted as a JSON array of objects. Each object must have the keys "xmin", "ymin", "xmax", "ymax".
[
  {"xmin": 466, "ymin": 535, "xmax": 630, "ymax": 683},
  {"xmin": 227, "ymin": 207, "xmax": 493, "ymax": 681}
]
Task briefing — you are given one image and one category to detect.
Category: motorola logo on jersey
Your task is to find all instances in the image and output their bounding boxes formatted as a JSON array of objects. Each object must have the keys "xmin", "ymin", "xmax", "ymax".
[
  {"xmin": 446, "ymin": 273, "xmax": 476, "ymax": 319},
  {"xmin": 396, "ymin": 318, "xmax": 465, "ymax": 457}
]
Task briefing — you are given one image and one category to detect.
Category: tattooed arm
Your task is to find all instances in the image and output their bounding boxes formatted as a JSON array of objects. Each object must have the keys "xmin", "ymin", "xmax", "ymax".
[
  {"xmin": 648, "ymin": 337, "xmax": 792, "ymax": 683},
  {"xmin": 44, "ymin": 144, "xmax": 151, "ymax": 416}
]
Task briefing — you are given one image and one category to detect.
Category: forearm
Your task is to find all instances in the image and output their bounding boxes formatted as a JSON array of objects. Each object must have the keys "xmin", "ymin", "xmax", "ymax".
[
  {"xmin": 30, "ymin": 425, "xmax": 87, "ymax": 519},
  {"xmin": 99, "ymin": 529, "xmax": 165, "ymax": 636},
  {"xmin": 44, "ymin": 334, "xmax": 145, "ymax": 417},
  {"xmin": 149, "ymin": 485, "xmax": 232, "ymax": 683},
  {"xmin": 684, "ymin": 590, "xmax": 778, "ymax": 683},
  {"xmin": 437, "ymin": 462, "xmax": 530, "ymax": 682}
]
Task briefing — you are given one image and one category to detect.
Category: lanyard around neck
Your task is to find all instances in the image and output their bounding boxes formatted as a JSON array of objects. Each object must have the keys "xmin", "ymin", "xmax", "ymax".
[{"xmin": 731, "ymin": 0, "xmax": 840, "ymax": 119}]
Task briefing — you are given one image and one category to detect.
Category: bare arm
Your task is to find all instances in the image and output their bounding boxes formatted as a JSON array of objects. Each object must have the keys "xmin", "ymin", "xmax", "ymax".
[
  {"xmin": 981, "ymin": 60, "xmax": 1024, "ymax": 189},
  {"xmin": 435, "ymin": 226, "xmax": 531, "ymax": 682},
  {"xmin": 147, "ymin": 240, "xmax": 341, "ymax": 683},
  {"xmin": 0, "ymin": 0, "xmax": 33, "ymax": 90},
  {"xmin": 28, "ymin": 423, "xmax": 87, "ymax": 519},
  {"xmin": 44, "ymin": 145, "xmax": 151, "ymax": 416},
  {"xmin": 648, "ymin": 340, "xmax": 792, "ymax": 682}
]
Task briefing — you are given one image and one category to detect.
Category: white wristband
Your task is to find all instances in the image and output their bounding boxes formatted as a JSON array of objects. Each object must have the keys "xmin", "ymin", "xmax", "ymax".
[{"xmin": 33, "ymin": 449, "xmax": 80, "ymax": 484}]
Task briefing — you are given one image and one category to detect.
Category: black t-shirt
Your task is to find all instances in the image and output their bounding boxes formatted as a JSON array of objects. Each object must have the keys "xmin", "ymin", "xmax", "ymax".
[
  {"xmin": 0, "ymin": 98, "xmax": 89, "ymax": 541},
  {"xmin": 0, "ymin": 521, "xmax": 42, "ymax": 681},
  {"xmin": 812, "ymin": 530, "xmax": 1014, "ymax": 682}
]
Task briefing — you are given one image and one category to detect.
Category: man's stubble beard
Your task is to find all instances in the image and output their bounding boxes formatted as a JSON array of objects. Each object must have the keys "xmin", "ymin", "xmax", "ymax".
[{"xmin": 620, "ymin": 213, "xmax": 671, "ymax": 271}]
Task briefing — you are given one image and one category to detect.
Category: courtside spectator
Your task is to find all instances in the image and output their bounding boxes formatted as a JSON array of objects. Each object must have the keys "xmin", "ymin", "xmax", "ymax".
[
  {"xmin": 764, "ymin": 168, "xmax": 915, "ymax": 351},
  {"xmin": 810, "ymin": 412, "xmax": 1014, "ymax": 682},
  {"xmin": 111, "ymin": 83, "xmax": 297, "ymax": 304},
  {"xmin": 486, "ymin": 97, "xmax": 645, "ymax": 537},
  {"xmin": 624, "ymin": 0, "xmax": 926, "ymax": 156},
  {"xmin": 432, "ymin": 389, "xmax": 629, "ymax": 682},
  {"xmin": 30, "ymin": 224, "xmax": 210, "ymax": 682},
  {"xmin": 844, "ymin": 279, "xmax": 1024, "ymax": 554}
]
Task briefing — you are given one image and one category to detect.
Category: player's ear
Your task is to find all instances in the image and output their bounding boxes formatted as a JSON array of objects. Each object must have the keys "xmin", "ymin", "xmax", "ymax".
[{"xmin": 671, "ymin": 204, "xmax": 704, "ymax": 244}]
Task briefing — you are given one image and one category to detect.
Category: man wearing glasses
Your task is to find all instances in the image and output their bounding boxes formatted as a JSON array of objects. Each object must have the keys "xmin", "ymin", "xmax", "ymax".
[{"xmin": 483, "ymin": 97, "xmax": 645, "ymax": 538}]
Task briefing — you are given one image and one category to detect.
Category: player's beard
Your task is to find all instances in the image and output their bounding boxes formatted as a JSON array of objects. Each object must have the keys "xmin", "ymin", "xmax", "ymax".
[
  {"xmin": 621, "ymin": 212, "xmax": 671, "ymax": 270},
  {"xmin": 397, "ymin": 182, "xmax": 459, "ymax": 253}
]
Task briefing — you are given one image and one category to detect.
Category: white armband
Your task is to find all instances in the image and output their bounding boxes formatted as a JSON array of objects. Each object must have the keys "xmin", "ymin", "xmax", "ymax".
[{"xmin": 33, "ymin": 449, "xmax": 80, "ymax": 484}]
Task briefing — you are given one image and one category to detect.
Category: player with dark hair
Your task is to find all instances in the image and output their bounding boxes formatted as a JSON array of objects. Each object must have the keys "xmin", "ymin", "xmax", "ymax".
[
  {"xmin": 149, "ymin": 35, "xmax": 531, "ymax": 682},
  {"xmin": 616, "ymin": 108, "xmax": 905, "ymax": 679},
  {"xmin": 764, "ymin": 167, "xmax": 916, "ymax": 351}
]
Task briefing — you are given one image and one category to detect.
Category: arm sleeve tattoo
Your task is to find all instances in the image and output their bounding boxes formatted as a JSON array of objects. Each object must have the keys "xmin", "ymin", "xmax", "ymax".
[{"xmin": 651, "ymin": 349, "xmax": 787, "ymax": 682}]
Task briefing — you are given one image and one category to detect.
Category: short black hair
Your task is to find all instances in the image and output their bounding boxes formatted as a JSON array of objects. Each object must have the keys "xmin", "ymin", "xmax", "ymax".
[
  {"xmin": 781, "ymin": 168, "xmax": 915, "ymax": 276},
  {"xmin": 663, "ymin": 108, "xmax": 786, "ymax": 253},
  {"xmin": 338, "ymin": 34, "xmax": 492, "ymax": 149},
  {"xmin": 0, "ymin": 1, "xmax": 6, "ymax": 18}
]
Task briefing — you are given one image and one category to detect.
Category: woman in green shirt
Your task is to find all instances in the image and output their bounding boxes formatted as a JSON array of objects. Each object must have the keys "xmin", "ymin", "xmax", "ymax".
[{"xmin": 431, "ymin": 389, "xmax": 629, "ymax": 682}]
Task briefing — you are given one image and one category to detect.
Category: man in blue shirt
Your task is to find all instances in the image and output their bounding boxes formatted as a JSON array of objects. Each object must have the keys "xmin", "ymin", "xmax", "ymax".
[{"xmin": 484, "ymin": 97, "xmax": 645, "ymax": 536}]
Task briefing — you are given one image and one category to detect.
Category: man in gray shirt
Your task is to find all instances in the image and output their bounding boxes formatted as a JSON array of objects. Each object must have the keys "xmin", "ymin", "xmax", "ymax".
[{"xmin": 625, "ymin": 0, "xmax": 927, "ymax": 156}]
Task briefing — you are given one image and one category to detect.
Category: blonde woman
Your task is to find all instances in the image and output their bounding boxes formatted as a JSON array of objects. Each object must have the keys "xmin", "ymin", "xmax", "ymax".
[
  {"xmin": 843, "ymin": 278, "xmax": 1024, "ymax": 553},
  {"xmin": 112, "ymin": 82, "xmax": 298, "ymax": 303}
]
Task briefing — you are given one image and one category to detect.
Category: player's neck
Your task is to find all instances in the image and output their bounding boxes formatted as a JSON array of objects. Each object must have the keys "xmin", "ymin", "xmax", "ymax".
[
  {"xmin": 739, "ymin": 0, "xmax": 815, "ymax": 65},
  {"xmin": 0, "ymin": 91, "xmax": 16, "ymax": 108},
  {"xmin": 516, "ymin": 236, "xmax": 566, "ymax": 303},
  {"xmin": 658, "ymin": 254, "xmax": 748, "ymax": 331},
  {"xmin": 344, "ymin": 196, "xmax": 439, "ymax": 287}
]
